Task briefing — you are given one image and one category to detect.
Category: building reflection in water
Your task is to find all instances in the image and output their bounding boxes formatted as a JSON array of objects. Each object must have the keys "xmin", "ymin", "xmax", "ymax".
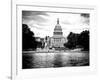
[{"xmin": 22, "ymin": 52, "xmax": 89, "ymax": 69}]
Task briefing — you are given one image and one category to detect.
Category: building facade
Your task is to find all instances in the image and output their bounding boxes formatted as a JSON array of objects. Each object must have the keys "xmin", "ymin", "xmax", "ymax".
[{"xmin": 50, "ymin": 18, "xmax": 67, "ymax": 48}]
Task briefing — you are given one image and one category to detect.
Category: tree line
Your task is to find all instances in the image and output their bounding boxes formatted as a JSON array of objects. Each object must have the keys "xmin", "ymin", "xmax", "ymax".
[
  {"xmin": 64, "ymin": 30, "xmax": 89, "ymax": 51},
  {"xmin": 22, "ymin": 24, "xmax": 89, "ymax": 51},
  {"xmin": 22, "ymin": 24, "xmax": 44, "ymax": 51}
]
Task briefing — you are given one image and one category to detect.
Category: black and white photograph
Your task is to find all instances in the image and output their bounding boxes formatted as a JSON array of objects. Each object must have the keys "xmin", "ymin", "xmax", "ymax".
[{"xmin": 22, "ymin": 11, "xmax": 90, "ymax": 69}]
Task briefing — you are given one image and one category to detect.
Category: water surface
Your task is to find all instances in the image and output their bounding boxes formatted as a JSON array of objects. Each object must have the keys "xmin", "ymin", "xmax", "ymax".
[{"xmin": 22, "ymin": 51, "xmax": 89, "ymax": 69}]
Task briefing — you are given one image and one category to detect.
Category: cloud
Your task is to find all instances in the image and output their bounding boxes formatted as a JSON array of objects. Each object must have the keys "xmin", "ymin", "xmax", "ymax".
[
  {"xmin": 61, "ymin": 20, "xmax": 71, "ymax": 25},
  {"xmin": 80, "ymin": 13, "xmax": 90, "ymax": 25},
  {"xmin": 81, "ymin": 13, "xmax": 90, "ymax": 18},
  {"xmin": 22, "ymin": 11, "xmax": 48, "ymax": 17},
  {"xmin": 22, "ymin": 11, "xmax": 90, "ymax": 38},
  {"xmin": 22, "ymin": 11, "xmax": 49, "ymax": 24}
]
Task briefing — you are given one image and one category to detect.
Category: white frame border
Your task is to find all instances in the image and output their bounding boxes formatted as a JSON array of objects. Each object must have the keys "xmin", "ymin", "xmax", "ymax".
[{"xmin": 11, "ymin": 1, "xmax": 97, "ymax": 80}]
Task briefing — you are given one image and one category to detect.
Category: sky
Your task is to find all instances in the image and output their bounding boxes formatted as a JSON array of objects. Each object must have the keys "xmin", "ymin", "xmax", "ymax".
[{"xmin": 22, "ymin": 11, "xmax": 90, "ymax": 38}]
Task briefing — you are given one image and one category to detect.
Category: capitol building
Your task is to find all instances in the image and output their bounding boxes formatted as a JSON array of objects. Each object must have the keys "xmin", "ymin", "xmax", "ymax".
[{"xmin": 45, "ymin": 18, "xmax": 67, "ymax": 48}]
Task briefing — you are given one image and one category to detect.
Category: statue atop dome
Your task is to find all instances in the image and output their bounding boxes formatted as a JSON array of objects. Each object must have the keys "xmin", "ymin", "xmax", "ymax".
[{"xmin": 57, "ymin": 18, "xmax": 59, "ymax": 24}]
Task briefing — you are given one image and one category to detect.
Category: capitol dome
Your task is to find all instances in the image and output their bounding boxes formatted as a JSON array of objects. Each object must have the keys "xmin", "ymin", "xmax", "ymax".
[
  {"xmin": 53, "ymin": 18, "xmax": 63, "ymax": 36},
  {"xmin": 50, "ymin": 18, "xmax": 67, "ymax": 48}
]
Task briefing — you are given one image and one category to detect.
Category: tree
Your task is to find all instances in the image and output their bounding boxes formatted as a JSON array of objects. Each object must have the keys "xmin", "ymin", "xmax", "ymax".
[
  {"xmin": 64, "ymin": 32, "xmax": 79, "ymax": 49},
  {"xmin": 22, "ymin": 24, "xmax": 37, "ymax": 50},
  {"xmin": 78, "ymin": 30, "xmax": 89, "ymax": 51},
  {"xmin": 64, "ymin": 30, "xmax": 89, "ymax": 51}
]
